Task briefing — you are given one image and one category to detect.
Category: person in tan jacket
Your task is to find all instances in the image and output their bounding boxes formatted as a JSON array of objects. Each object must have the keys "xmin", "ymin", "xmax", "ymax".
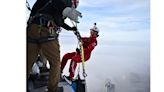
[{"xmin": 27, "ymin": 0, "xmax": 81, "ymax": 92}]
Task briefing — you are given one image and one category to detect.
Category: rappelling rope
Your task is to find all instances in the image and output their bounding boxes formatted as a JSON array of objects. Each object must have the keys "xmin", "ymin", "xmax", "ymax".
[
  {"xmin": 71, "ymin": 20, "xmax": 88, "ymax": 92},
  {"xmin": 70, "ymin": 20, "xmax": 87, "ymax": 78}
]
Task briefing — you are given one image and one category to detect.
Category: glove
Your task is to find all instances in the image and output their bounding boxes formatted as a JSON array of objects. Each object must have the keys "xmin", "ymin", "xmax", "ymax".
[
  {"xmin": 71, "ymin": 26, "xmax": 77, "ymax": 31},
  {"xmin": 76, "ymin": 48, "xmax": 80, "ymax": 54},
  {"xmin": 62, "ymin": 7, "xmax": 82, "ymax": 23}
]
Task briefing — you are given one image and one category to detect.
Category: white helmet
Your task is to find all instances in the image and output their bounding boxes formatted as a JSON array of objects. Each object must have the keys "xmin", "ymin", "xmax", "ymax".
[{"xmin": 90, "ymin": 23, "xmax": 99, "ymax": 37}]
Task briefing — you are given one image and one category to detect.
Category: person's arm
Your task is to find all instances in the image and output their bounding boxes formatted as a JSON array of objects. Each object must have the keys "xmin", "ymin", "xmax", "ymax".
[
  {"xmin": 61, "ymin": 23, "xmax": 77, "ymax": 31},
  {"xmin": 86, "ymin": 39, "xmax": 97, "ymax": 51},
  {"xmin": 61, "ymin": 23, "xmax": 72, "ymax": 30}
]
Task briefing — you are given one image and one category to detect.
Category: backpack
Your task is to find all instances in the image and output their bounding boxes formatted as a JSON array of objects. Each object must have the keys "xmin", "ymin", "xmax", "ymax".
[{"xmin": 30, "ymin": 0, "xmax": 72, "ymax": 16}]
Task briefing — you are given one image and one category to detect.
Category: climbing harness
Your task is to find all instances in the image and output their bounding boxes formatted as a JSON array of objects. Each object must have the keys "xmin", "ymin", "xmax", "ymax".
[{"xmin": 26, "ymin": 1, "xmax": 60, "ymax": 44}]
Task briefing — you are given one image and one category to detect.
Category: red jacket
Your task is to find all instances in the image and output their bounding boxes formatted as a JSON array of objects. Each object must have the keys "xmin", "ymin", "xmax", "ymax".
[
  {"xmin": 70, "ymin": 36, "xmax": 97, "ymax": 62},
  {"xmin": 61, "ymin": 36, "xmax": 98, "ymax": 79},
  {"xmin": 81, "ymin": 36, "xmax": 97, "ymax": 59}
]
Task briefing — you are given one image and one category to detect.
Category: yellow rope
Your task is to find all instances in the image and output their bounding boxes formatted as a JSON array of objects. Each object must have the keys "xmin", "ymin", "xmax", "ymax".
[
  {"xmin": 70, "ymin": 20, "xmax": 86, "ymax": 77},
  {"xmin": 80, "ymin": 41, "xmax": 85, "ymax": 73}
]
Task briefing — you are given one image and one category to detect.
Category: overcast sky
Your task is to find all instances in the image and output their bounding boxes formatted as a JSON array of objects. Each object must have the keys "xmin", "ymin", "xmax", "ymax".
[{"xmin": 27, "ymin": 0, "xmax": 150, "ymax": 92}]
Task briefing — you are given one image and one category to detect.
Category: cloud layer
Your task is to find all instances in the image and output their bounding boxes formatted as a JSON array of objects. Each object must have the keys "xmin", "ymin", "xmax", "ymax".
[{"xmin": 27, "ymin": 0, "xmax": 150, "ymax": 92}]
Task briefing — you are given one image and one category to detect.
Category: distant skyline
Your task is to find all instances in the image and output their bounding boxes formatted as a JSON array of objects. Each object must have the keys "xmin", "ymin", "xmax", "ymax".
[{"xmin": 26, "ymin": 0, "xmax": 150, "ymax": 92}]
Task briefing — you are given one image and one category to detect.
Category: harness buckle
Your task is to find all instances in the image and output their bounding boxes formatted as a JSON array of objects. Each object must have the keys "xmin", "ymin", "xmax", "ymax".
[{"xmin": 47, "ymin": 20, "xmax": 56, "ymax": 36}]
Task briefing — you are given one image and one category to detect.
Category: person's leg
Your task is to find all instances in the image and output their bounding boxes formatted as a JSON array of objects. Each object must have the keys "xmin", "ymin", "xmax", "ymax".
[
  {"xmin": 69, "ymin": 60, "xmax": 77, "ymax": 80},
  {"xmin": 27, "ymin": 43, "xmax": 40, "ymax": 78},
  {"xmin": 27, "ymin": 24, "xmax": 40, "ymax": 78},
  {"xmin": 68, "ymin": 53, "xmax": 90, "ymax": 80},
  {"xmin": 39, "ymin": 49, "xmax": 48, "ymax": 71},
  {"xmin": 69, "ymin": 55, "xmax": 81, "ymax": 80},
  {"xmin": 61, "ymin": 52, "xmax": 76, "ymax": 73},
  {"xmin": 41, "ymin": 40, "xmax": 60, "ymax": 92}
]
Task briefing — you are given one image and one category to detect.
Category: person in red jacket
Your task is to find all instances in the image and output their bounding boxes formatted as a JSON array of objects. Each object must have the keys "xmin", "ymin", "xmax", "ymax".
[{"xmin": 61, "ymin": 23, "xmax": 99, "ymax": 83}]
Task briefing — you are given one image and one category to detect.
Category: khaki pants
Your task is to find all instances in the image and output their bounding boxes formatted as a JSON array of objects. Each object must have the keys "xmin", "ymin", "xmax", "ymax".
[
  {"xmin": 27, "ymin": 24, "xmax": 60, "ymax": 92},
  {"xmin": 39, "ymin": 50, "xmax": 48, "ymax": 68}
]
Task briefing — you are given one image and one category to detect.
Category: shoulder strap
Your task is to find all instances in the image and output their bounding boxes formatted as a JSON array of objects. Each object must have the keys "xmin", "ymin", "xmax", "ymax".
[{"xmin": 37, "ymin": 0, "xmax": 53, "ymax": 13}]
